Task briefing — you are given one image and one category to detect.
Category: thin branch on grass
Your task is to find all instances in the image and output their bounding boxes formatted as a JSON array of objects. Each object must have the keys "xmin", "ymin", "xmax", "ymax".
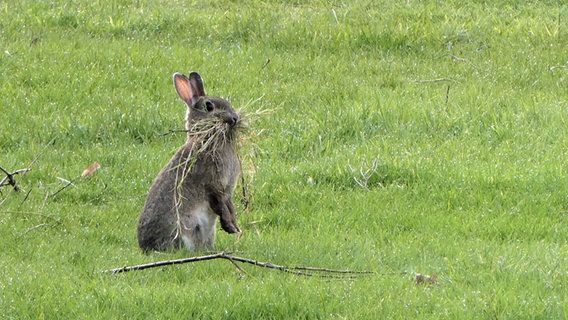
[
  {"xmin": 23, "ymin": 223, "xmax": 49, "ymax": 234},
  {"xmin": 106, "ymin": 252, "xmax": 231, "ymax": 274},
  {"xmin": 225, "ymin": 255, "xmax": 248, "ymax": 275},
  {"xmin": 0, "ymin": 167, "xmax": 31, "ymax": 191},
  {"xmin": 4, "ymin": 210, "xmax": 64, "ymax": 237},
  {"xmin": 260, "ymin": 58, "xmax": 271, "ymax": 71},
  {"xmin": 22, "ymin": 188, "xmax": 32, "ymax": 203},
  {"xmin": 412, "ymin": 78, "xmax": 456, "ymax": 84},
  {"xmin": 449, "ymin": 54, "xmax": 480, "ymax": 70},
  {"xmin": 0, "ymin": 136, "xmax": 56, "ymax": 207},
  {"xmin": 48, "ymin": 177, "xmax": 77, "ymax": 198},
  {"xmin": 2, "ymin": 210, "xmax": 63, "ymax": 225},
  {"xmin": 291, "ymin": 265, "xmax": 374, "ymax": 274},
  {"xmin": 104, "ymin": 252, "xmax": 373, "ymax": 278}
]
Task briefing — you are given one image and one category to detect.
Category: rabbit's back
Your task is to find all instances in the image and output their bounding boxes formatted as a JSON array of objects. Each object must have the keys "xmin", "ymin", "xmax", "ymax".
[{"xmin": 137, "ymin": 147, "xmax": 186, "ymax": 251}]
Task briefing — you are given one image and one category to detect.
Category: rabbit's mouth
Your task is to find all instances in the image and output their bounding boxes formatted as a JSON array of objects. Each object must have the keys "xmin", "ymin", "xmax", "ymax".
[
  {"xmin": 219, "ymin": 112, "xmax": 240, "ymax": 128},
  {"xmin": 188, "ymin": 115, "xmax": 241, "ymax": 143},
  {"xmin": 220, "ymin": 118, "xmax": 241, "ymax": 140}
]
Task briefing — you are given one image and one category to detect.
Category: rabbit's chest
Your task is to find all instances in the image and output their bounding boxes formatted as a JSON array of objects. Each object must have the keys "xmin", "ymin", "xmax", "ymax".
[
  {"xmin": 215, "ymin": 153, "xmax": 239, "ymax": 191},
  {"xmin": 184, "ymin": 144, "xmax": 239, "ymax": 193}
]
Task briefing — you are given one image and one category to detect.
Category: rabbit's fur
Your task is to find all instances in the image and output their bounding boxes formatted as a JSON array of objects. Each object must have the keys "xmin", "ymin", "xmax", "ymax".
[{"xmin": 137, "ymin": 72, "xmax": 241, "ymax": 252}]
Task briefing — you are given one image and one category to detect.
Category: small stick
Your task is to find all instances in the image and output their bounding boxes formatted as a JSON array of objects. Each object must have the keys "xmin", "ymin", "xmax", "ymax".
[
  {"xmin": 106, "ymin": 252, "xmax": 226, "ymax": 274},
  {"xmin": 104, "ymin": 252, "xmax": 373, "ymax": 278},
  {"xmin": 449, "ymin": 54, "xmax": 479, "ymax": 70},
  {"xmin": 225, "ymin": 255, "xmax": 248, "ymax": 275},
  {"xmin": 0, "ymin": 167, "xmax": 32, "ymax": 191},
  {"xmin": 290, "ymin": 265, "xmax": 374, "ymax": 274},
  {"xmin": 2, "ymin": 210, "xmax": 63, "ymax": 225},
  {"xmin": 49, "ymin": 178, "xmax": 76, "ymax": 198},
  {"xmin": 223, "ymin": 255, "xmax": 360, "ymax": 278},
  {"xmin": 21, "ymin": 188, "xmax": 32, "ymax": 203},
  {"xmin": 260, "ymin": 59, "xmax": 270, "ymax": 71},
  {"xmin": 0, "ymin": 137, "xmax": 56, "ymax": 206},
  {"xmin": 412, "ymin": 78, "xmax": 456, "ymax": 84},
  {"xmin": 23, "ymin": 223, "xmax": 48, "ymax": 234}
]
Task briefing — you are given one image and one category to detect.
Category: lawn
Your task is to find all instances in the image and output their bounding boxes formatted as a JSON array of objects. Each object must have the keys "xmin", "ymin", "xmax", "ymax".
[{"xmin": 1, "ymin": 0, "xmax": 567, "ymax": 318}]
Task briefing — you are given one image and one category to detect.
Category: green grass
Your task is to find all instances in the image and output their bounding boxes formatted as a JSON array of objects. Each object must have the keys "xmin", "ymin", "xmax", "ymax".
[{"xmin": 1, "ymin": 0, "xmax": 567, "ymax": 318}]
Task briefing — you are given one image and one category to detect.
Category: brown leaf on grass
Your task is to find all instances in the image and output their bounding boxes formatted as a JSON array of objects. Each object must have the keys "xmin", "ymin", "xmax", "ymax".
[
  {"xmin": 81, "ymin": 162, "xmax": 101, "ymax": 178},
  {"xmin": 428, "ymin": 275, "xmax": 438, "ymax": 284},
  {"xmin": 415, "ymin": 273, "xmax": 438, "ymax": 285}
]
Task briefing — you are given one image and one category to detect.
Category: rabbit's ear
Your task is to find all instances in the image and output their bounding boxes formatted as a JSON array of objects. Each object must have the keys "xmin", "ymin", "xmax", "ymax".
[
  {"xmin": 189, "ymin": 72, "xmax": 206, "ymax": 97},
  {"xmin": 173, "ymin": 73, "xmax": 195, "ymax": 105}
]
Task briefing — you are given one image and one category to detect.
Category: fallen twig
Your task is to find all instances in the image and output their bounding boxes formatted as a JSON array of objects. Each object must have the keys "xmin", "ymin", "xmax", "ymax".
[
  {"xmin": 260, "ymin": 58, "xmax": 271, "ymax": 72},
  {"xmin": 2, "ymin": 210, "xmax": 63, "ymax": 225},
  {"xmin": 0, "ymin": 167, "xmax": 32, "ymax": 191},
  {"xmin": 104, "ymin": 252, "xmax": 373, "ymax": 278},
  {"xmin": 49, "ymin": 177, "xmax": 77, "ymax": 198},
  {"xmin": 0, "ymin": 137, "xmax": 56, "ymax": 207},
  {"xmin": 23, "ymin": 223, "xmax": 49, "ymax": 234},
  {"xmin": 412, "ymin": 78, "xmax": 456, "ymax": 84}
]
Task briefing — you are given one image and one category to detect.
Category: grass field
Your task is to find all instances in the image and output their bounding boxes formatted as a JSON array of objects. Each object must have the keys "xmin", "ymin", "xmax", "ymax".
[{"xmin": 1, "ymin": 0, "xmax": 567, "ymax": 318}]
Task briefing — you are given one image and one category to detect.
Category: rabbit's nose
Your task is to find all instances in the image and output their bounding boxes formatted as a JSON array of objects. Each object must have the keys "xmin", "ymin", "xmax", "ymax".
[{"xmin": 223, "ymin": 113, "xmax": 239, "ymax": 126}]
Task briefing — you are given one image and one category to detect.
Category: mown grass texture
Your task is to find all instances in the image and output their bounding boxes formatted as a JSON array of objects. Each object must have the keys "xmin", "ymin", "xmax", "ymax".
[{"xmin": 1, "ymin": 0, "xmax": 567, "ymax": 318}]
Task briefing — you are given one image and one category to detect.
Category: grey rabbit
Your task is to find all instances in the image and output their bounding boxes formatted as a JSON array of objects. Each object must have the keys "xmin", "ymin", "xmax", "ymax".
[{"xmin": 137, "ymin": 72, "xmax": 241, "ymax": 252}]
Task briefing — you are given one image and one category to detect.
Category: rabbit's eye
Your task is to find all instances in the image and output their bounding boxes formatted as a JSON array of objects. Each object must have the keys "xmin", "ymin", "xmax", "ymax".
[{"xmin": 205, "ymin": 101, "xmax": 214, "ymax": 112}]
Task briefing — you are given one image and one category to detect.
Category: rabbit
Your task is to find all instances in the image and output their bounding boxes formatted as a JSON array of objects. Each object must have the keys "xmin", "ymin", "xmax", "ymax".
[{"xmin": 137, "ymin": 72, "xmax": 241, "ymax": 252}]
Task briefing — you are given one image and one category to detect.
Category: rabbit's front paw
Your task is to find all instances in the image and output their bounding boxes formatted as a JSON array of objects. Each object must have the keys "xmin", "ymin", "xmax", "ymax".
[{"xmin": 221, "ymin": 221, "xmax": 240, "ymax": 234}]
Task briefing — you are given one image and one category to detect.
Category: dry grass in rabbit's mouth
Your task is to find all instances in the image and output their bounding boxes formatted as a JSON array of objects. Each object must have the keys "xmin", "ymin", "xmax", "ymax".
[{"xmin": 186, "ymin": 115, "xmax": 244, "ymax": 159}]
